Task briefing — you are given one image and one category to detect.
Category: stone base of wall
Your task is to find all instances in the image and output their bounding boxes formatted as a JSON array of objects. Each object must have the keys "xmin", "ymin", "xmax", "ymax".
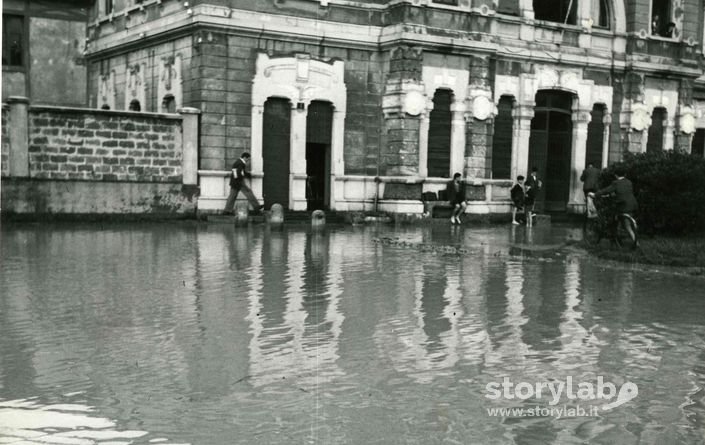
[{"xmin": 1, "ymin": 178, "xmax": 197, "ymax": 217}]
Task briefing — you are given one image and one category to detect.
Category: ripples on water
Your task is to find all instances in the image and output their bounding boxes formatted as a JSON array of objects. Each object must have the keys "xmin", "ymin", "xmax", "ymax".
[{"xmin": 1, "ymin": 223, "xmax": 704, "ymax": 444}]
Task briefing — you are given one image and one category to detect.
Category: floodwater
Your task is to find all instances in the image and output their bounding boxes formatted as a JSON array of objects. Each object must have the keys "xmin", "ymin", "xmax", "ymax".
[{"xmin": 1, "ymin": 222, "xmax": 704, "ymax": 445}]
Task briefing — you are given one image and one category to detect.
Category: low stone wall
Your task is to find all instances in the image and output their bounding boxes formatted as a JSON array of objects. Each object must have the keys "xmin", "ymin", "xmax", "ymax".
[
  {"xmin": 28, "ymin": 106, "xmax": 183, "ymax": 182},
  {"xmin": 1, "ymin": 98, "xmax": 199, "ymax": 216},
  {"xmin": 2, "ymin": 178, "xmax": 196, "ymax": 215}
]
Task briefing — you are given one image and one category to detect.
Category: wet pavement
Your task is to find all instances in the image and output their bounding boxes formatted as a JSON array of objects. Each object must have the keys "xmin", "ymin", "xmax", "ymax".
[{"xmin": 1, "ymin": 222, "xmax": 704, "ymax": 444}]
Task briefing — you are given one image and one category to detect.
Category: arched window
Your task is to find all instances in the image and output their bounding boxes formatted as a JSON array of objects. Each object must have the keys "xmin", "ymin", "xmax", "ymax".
[
  {"xmin": 491, "ymin": 96, "xmax": 514, "ymax": 179},
  {"xmin": 128, "ymin": 99, "xmax": 141, "ymax": 111},
  {"xmin": 646, "ymin": 107, "xmax": 666, "ymax": 153},
  {"xmin": 533, "ymin": 0, "xmax": 576, "ymax": 25}
]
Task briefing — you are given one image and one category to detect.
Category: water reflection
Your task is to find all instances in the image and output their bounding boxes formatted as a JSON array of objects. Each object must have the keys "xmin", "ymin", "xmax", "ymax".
[
  {"xmin": 0, "ymin": 397, "xmax": 184, "ymax": 445},
  {"xmin": 1, "ymin": 224, "xmax": 704, "ymax": 444},
  {"xmin": 246, "ymin": 231, "xmax": 345, "ymax": 389}
]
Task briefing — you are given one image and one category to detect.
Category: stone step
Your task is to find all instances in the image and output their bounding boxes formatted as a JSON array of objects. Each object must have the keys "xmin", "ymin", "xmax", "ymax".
[{"xmin": 206, "ymin": 211, "xmax": 346, "ymax": 224}]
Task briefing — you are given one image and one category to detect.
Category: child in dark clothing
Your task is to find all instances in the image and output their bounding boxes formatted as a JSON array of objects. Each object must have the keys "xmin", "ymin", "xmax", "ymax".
[{"xmin": 511, "ymin": 175, "xmax": 526, "ymax": 225}]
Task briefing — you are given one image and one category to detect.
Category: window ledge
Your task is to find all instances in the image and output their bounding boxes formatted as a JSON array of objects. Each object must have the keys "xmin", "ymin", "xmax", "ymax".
[
  {"xmin": 90, "ymin": 0, "xmax": 161, "ymax": 27},
  {"xmin": 649, "ymin": 35, "xmax": 679, "ymax": 42}
]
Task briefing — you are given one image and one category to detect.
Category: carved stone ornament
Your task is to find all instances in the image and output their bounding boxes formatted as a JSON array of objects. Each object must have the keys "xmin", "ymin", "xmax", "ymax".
[
  {"xmin": 472, "ymin": 95, "xmax": 493, "ymax": 121},
  {"xmin": 404, "ymin": 90, "xmax": 426, "ymax": 116},
  {"xmin": 631, "ymin": 105, "xmax": 650, "ymax": 131},
  {"xmin": 679, "ymin": 108, "xmax": 696, "ymax": 134}
]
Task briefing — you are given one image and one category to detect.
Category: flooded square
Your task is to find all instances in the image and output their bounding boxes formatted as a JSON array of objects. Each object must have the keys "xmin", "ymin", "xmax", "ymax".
[{"xmin": 1, "ymin": 223, "xmax": 704, "ymax": 444}]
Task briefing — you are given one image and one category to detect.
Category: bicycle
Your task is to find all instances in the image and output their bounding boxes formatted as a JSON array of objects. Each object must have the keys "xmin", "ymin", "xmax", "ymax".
[{"xmin": 583, "ymin": 194, "xmax": 638, "ymax": 250}]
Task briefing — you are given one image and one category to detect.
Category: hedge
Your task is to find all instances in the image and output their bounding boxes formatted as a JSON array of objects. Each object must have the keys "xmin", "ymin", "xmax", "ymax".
[{"xmin": 598, "ymin": 151, "xmax": 705, "ymax": 235}]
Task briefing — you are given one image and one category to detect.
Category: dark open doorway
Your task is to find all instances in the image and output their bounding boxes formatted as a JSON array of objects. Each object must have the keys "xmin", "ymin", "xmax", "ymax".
[
  {"xmin": 263, "ymin": 98, "xmax": 291, "ymax": 209},
  {"xmin": 427, "ymin": 89, "xmax": 453, "ymax": 178},
  {"xmin": 528, "ymin": 90, "xmax": 574, "ymax": 212},
  {"xmin": 306, "ymin": 101, "xmax": 333, "ymax": 211}
]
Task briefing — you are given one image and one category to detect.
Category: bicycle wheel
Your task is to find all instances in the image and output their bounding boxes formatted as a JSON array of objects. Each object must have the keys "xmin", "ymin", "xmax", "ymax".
[
  {"xmin": 583, "ymin": 218, "xmax": 602, "ymax": 246},
  {"xmin": 615, "ymin": 215, "xmax": 638, "ymax": 250}
]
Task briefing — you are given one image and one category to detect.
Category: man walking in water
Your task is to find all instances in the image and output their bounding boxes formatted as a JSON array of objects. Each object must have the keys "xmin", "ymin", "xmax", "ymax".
[{"xmin": 223, "ymin": 152, "xmax": 264, "ymax": 215}]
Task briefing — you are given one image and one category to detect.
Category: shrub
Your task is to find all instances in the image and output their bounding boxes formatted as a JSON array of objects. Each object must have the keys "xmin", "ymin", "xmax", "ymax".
[{"xmin": 598, "ymin": 151, "xmax": 705, "ymax": 235}]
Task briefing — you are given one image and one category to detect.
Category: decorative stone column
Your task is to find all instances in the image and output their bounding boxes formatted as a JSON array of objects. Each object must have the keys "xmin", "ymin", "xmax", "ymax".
[
  {"xmin": 450, "ymin": 101, "xmax": 467, "ymax": 176},
  {"xmin": 569, "ymin": 108, "xmax": 591, "ymax": 207},
  {"xmin": 466, "ymin": 55, "xmax": 494, "ymax": 179},
  {"xmin": 620, "ymin": 101, "xmax": 650, "ymax": 153},
  {"xmin": 381, "ymin": 45, "xmax": 424, "ymax": 176},
  {"xmin": 7, "ymin": 96, "xmax": 29, "ymax": 178},
  {"xmin": 512, "ymin": 103, "xmax": 534, "ymax": 180},
  {"xmin": 676, "ymin": 105, "xmax": 696, "ymax": 152},
  {"xmin": 329, "ymin": 109, "xmax": 346, "ymax": 210},
  {"xmin": 418, "ymin": 110, "xmax": 431, "ymax": 178},
  {"xmin": 178, "ymin": 107, "xmax": 201, "ymax": 188},
  {"xmin": 676, "ymin": 79, "xmax": 696, "ymax": 152},
  {"xmin": 621, "ymin": 73, "xmax": 648, "ymax": 154},
  {"xmin": 601, "ymin": 113, "xmax": 611, "ymax": 168},
  {"xmin": 290, "ymin": 102, "xmax": 308, "ymax": 210}
]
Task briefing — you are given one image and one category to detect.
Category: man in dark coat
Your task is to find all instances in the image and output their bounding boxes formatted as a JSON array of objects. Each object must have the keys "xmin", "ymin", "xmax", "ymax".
[
  {"xmin": 223, "ymin": 152, "xmax": 264, "ymax": 214},
  {"xmin": 593, "ymin": 168, "xmax": 638, "ymax": 217},
  {"xmin": 591, "ymin": 166, "xmax": 638, "ymax": 246},
  {"xmin": 580, "ymin": 162, "xmax": 600, "ymax": 200}
]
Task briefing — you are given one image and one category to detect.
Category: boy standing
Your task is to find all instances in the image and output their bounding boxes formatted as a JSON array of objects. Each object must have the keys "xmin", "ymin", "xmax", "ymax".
[
  {"xmin": 510, "ymin": 175, "xmax": 526, "ymax": 225},
  {"xmin": 446, "ymin": 172, "xmax": 468, "ymax": 224}
]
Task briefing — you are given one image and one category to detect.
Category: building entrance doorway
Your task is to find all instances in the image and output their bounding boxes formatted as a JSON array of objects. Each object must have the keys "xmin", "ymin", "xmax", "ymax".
[
  {"xmin": 528, "ymin": 90, "xmax": 574, "ymax": 212},
  {"xmin": 305, "ymin": 101, "xmax": 333, "ymax": 211},
  {"xmin": 262, "ymin": 98, "xmax": 291, "ymax": 209}
]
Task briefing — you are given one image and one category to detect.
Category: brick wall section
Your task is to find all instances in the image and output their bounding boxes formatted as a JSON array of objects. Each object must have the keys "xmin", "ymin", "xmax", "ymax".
[
  {"xmin": 1, "ymin": 105, "xmax": 9, "ymax": 177},
  {"xmin": 27, "ymin": 107, "xmax": 183, "ymax": 182}
]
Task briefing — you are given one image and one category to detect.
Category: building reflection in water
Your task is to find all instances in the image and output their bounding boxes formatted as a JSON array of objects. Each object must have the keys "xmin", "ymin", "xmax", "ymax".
[
  {"xmin": 484, "ymin": 258, "xmax": 531, "ymax": 372},
  {"xmin": 246, "ymin": 230, "xmax": 345, "ymax": 389},
  {"xmin": 373, "ymin": 259, "xmax": 464, "ymax": 384}
]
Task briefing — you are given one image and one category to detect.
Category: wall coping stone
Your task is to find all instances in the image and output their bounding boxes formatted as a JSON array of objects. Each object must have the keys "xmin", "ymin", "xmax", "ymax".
[
  {"xmin": 7, "ymin": 96, "xmax": 30, "ymax": 104},
  {"xmin": 177, "ymin": 107, "xmax": 201, "ymax": 115},
  {"xmin": 29, "ymin": 104, "xmax": 185, "ymax": 121}
]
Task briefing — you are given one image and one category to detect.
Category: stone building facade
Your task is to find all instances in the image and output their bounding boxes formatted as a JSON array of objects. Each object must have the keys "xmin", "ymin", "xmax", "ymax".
[
  {"xmin": 2, "ymin": 0, "xmax": 90, "ymax": 105},
  {"xmin": 81, "ymin": 0, "xmax": 705, "ymax": 214}
]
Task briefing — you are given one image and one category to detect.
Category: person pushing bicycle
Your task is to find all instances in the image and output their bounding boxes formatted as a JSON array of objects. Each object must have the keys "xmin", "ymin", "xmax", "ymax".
[{"xmin": 588, "ymin": 166, "xmax": 638, "ymax": 247}]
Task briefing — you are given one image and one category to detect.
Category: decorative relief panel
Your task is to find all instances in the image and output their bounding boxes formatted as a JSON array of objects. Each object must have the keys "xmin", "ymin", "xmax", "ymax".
[
  {"xmin": 158, "ymin": 55, "xmax": 182, "ymax": 113},
  {"xmin": 98, "ymin": 71, "xmax": 116, "ymax": 110},
  {"xmin": 125, "ymin": 63, "xmax": 147, "ymax": 111}
]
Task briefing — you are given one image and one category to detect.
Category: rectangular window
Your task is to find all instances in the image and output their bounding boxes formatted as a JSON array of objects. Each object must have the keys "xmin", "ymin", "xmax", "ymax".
[
  {"xmin": 2, "ymin": 14, "xmax": 24, "ymax": 68},
  {"xmin": 432, "ymin": 0, "xmax": 458, "ymax": 5},
  {"xmin": 104, "ymin": 0, "xmax": 114, "ymax": 15},
  {"xmin": 592, "ymin": 0, "xmax": 610, "ymax": 28},
  {"xmin": 651, "ymin": 0, "xmax": 673, "ymax": 37},
  {"xmin": 534, "ymin": 0, "xmax": 577, "ymax": 25},
  {"xmin": 497, "ymin": 0, "xmax": 520, "ymax": 16}
]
